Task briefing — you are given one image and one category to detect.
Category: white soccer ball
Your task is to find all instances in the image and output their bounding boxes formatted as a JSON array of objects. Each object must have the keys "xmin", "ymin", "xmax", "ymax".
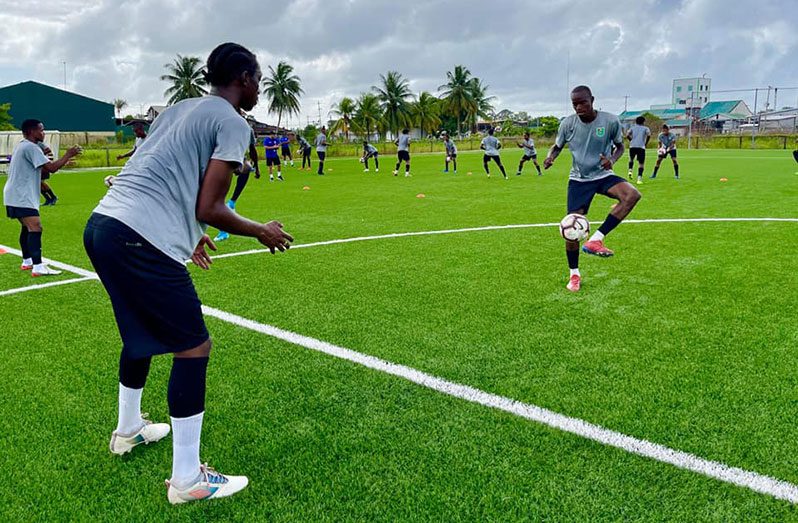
[
  {"xmin": 359, "ymin": 157, "xmax": 365, "ymax": 163},
  {"xmin": 103, "ymin": 175, "xmax": 115, "ymax": 188},
  {"xmin": 446, "ymin": 156, "xmax": 451, "ymax": 162},
  {"xmin": 559, "ymin": 213, "xmax": 590, "ymax": 242},
  {"xmin": 658, "ymin": 147, "xmax": 666, "ymax": 156}
]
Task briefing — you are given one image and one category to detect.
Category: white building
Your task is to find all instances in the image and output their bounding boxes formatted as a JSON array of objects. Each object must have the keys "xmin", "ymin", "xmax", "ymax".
[{"xmin": 672, "ymin": 77, "xmax": 711, "ymax": 108}]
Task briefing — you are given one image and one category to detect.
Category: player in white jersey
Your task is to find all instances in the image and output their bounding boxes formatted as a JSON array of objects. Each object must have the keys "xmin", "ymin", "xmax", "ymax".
[
  {"xmin": 481, "ymin": 128, "xmax": 507, "ymax": 179},
  {"xmin": 516, "ymin": 131, "xmax": 541, "ymax": 176}
]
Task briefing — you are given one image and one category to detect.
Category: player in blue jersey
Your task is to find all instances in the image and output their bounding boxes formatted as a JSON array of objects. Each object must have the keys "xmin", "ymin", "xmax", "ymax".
[
  {"xmin": 263, "ymin": 130, "xmax": 283, "ymax": 181},
  {"xmin": 279, "ymin": 134, "xmax": 294, "ymax": 167}
]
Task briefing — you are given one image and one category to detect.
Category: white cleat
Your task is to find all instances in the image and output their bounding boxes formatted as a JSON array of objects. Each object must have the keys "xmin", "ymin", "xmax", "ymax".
[
  {"xmin": 363, "ymin": 168, "xmax": 369, "ymax": 172},
  {"xmin": 392, "ymin": 170, "xmax": 398, "ymax": 176},
  {"xmin": 166, "ymin": 463, "xmax": 249, "ymax": 505},
  {"xmin": 375, "ymin": 168, "xmax": 379, "ymax": 172},
  {"xmin": 31, "ymin": 264, "xmax": 62, "ymax": 277},
  {"xmin": 110, "ymin": 415, "xmax": 170, "ymax": 455},
  {"xmin": 405, "ymin": 172, "xmax": 411, "ymax": 177}
]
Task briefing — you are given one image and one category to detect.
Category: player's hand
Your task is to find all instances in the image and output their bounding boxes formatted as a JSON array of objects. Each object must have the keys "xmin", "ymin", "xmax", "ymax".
[
  {"xmin": 599, "ymin": 153, "xmax": 613, "ymax": 170},
  {"xmin": 257, "ymin": 221, "xmax": 293, "ymax": 254},
  {"xmin": 191, "ymin": 234, "xmax": 217, "ymax": 270},
  {"xmin": 66, "ymin": 146, "xmax": 83, "ymax": 158},
  {"xmin": 543, "ymin": 156, "xmax": 555, "ymax": 169},
  {"xmin": 116, "ymin": 155, "xmax": 123, "ymax": 161}
]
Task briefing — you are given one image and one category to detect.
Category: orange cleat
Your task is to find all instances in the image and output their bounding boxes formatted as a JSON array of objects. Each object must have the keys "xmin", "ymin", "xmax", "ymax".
[
  {"xmin": 566, "ymin": 274, "xmax": 581, "ymax": 292},
  {"xmin": 582, "ymin": 240, "xmax": 614, "ymax": 257}
]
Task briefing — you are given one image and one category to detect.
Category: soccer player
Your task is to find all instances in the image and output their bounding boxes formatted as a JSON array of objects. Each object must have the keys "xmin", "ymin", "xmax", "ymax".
[
  {"xmin": 262, "ymin": 130, "xmax": 283, "ymax": 181},
  {"xmin": 214, "ymin": 121, "xmax": 260, "ymax": 242},
  {"xmin": 393, "ymin": 128, "xmax": 411, "ymax": 177},
  {"xmin": 315, "ymin": 126, "xmax": 327, "ymax": 175},
  {"xmin": 297, "ymin": 134, "xmax": 312, "ymax": 170},
  {"xmin": 442, "ymin": 132, "xmax": 457, "ymax": 173},
  {"xmin": 83, "ymin": 43, "xmax": 293, "ymax": 504},
  {"xmin": 650, "ymin": 124, "xmax": 679, "ymax": 179},
  {"xmin": 481, "ymin": 128, "xmax": 507, "ymax": 179},
  {"xmin": 626, "ymin": 116, "xmax": 651, "ymax": 184},
  {"xmin": 3, "ymin": 119, "xmax": 81, "ymax": 275},
  {"xmin": 279, "ymin": 133, "xmax": 294, "ymax": 167},
  {"xmin": 516, "ymin": 131, "xmax": 541, "ymax": 176},
  {"xmin": 362, "ymin": 140, "xmax": 379, "ymax": 172},
  {"xmin": 544, "ymin": 85, "xmax": 641, "ymax": 292},
  {"xmin": 116, "ymin": 122, "xmax": 147, "ymax": 161},
  {"xmin": 38, "ymin": 142, "xmax": 58, "ymax": 205}
]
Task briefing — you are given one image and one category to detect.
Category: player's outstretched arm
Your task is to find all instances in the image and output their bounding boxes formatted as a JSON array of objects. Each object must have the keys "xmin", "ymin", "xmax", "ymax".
[
  {"xmin": 197, "ymin": 159, "xmax": 293, "ymax": 253},
  {"xmin": 42, "ymin": 146, "xmax": 82, "ymax": 174}
]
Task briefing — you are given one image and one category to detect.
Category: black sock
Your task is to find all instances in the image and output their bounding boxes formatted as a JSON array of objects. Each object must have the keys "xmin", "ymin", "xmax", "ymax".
[
  {"xmin": 566, "ymin": 248, "xmax": 579, "ymax": 269},
  {"xmin": 674, "ymin": 164, "xmax": 680, "ymax": 176},
  {"xmin": 19, "ymin": 225, "xmax": 30, "ymax": 259},
  {"xmin": 318, "ymin": 161, "xmax": 324, "ymax": 174},
  {"xmin": 119, "ymin": 352, "xmax": 152, "ymax": 389},
  {"xmin": 535, "ymin": 164, "xmax": 541, "ymax": 174},
  {"xmin": 28, "ymin": 231, "xmax": 42, "ymax": 264},
  {"xmin": 652, "ymin": 166, "xmax": 659, "ymax": 176},
  {"xmin": 499, "ymin": 164, "xmax": 507, "ymax": 177},
  {"xmin": 518, "ymin": 162, "xmax": 524, "ymax": 173},
  {"xmin": 47, "ymin": 189, "xmax": 57, "ymax": 200},
  {"xmin": 598, "ymin": 213, "xmax": 622, "ymax": 236},
  {"xmin": 628, "ymin": 160, "xmax": 633, "ymax": 170},
  {"xmin": 374, "ymin": 157, "xmax": 379, "ymax": 169},
  {"xmin": 484, "ymin": 162, "xmax": 490, "ymax": 174},
  {"xmin": 230, "ymin": 172, "xmax": 249, "ymax": 202},
  {"xmin": 168, "ymin": 357, "xmax": 209, "ymax": 418},
  {"xmin": 453, "ymin": 159, "xmax": 457, "ymax": 171},
  {"xmin": 445, "ymin": 161, "xmax": 449, "ymax": 170},
  {"xmin": 638, "ymin": 167, "xmax": 644, "ymax": 178},
  {"xmin": 405, "ymin": 164, "xmax": 410, "ymax": 173}
]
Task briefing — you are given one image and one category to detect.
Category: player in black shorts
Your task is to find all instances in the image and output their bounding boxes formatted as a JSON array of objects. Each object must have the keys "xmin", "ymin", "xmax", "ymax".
[{"xmin": 626, "ymin": 116, "xmax": 651, "ymax": 185}]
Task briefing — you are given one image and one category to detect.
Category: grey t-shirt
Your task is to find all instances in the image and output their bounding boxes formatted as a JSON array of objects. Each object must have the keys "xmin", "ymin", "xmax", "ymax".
[
  {"xmin": 481, "ymin": 135, "xmax": 501, "ymax": 156},
  {"xmin": 3, "ymin": 139, "xmax": 49, "ymax": 210},
  {"xmin": 444, "ymin": 139, "xmax": 457, "ymax": 155},
  {"xmin": 658, "ymin": 132, "xmax": 677, "ymax": 150},
  {"xmin": 315, "ymin": 133, "xmax": 327, "ymax": 152},
  {"xmin": 94, "ymin": 96, "xmax": 250, "ymax": 263},
  {"xmin": 555, "ymin": 111, "xmax": 623, "ymax": 182},
  {"xmin": 364, "ymin": 143, "xmax": 377, "ymax": 154},
  {"xmin": 521, "ymin": 137, "xmax": 536, "ymax": 157},
  {"xmin": 397, "ymin": 134, "xmax": 411, "ymax": 151},
  {"xmin": 628, "ymin": 124, "xmax": 651, "ymax": 148}
]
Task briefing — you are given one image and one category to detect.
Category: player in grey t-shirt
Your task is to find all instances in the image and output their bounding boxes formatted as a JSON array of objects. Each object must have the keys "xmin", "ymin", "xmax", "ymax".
[
  {"xmin": 442, "ymin": 132, "xmax": 457, "ymax": 173},
  {"xmin": 480, "ymin": 128, "xmax": 507, "ymax": 179},
  {"xmin": 544, "ymin": 86, "xmax": 641, "ymax": 292},
  {"xmin": 3, "ymin": 118, "xmax": 81, "ymax": 276},
  {"xmin": 361, "ymin": 140, "xmax": 379, "ymax": 172},
  {"xmin": 516, "ymin": 131, "xmax": 542, "ymax": 176},
  {"xmin": 394, "ymin": 128, "xmax": 412, "ymax": 177},
  {"xmin": 650, "ymin": 124, "xmax": 680, "ymax": 180},
  {"xmin": 315, "ymin": 127, "xmax": 327, "ymax": 175},
  {"xmin": 84, "ymin": 43, "xmax": 293, "ymax": 505},
  {"xmin": 626, "ymin": 116, "xmax": 651, "ymax": 184}
]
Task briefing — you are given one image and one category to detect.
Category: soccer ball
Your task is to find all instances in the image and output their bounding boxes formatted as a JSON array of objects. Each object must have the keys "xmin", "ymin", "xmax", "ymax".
[
  {"xmin": 657, "ymin": 147, "xmax": 666, "ymax": 156},
  {"xmin": 359, "ymin": 157, "xmax": 365, "ymax": 163},
  {"xmin": 446, "ymin": 156, "xmax": 451, "ymax": 162},
  {"xmin": 103, "ymin": 175, "xmax": 115, "ymax": 188},
  {"xmin": 559, "ymin": 213, "xmax": 590, "ymax": 241}
]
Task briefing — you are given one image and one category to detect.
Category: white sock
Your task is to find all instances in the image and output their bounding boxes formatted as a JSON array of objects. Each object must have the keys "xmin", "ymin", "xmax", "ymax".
[
  {"xmin": 116, "ymin": 384, "xmax": 144, "ymax": 435},
  {"xmin": 22, "ymin": 257, "xmax": 33, "ymax": 266},
  {"xmin": 589, "ymin": 231, "xmax": 605, "ymax": 242},
  {"xmin": 171, "ymin": 411, "xmax": 204, "ymax": 489},
  {"xmin": 570, "ymin": 268, "xmax": 581, "ymax": 277},
  {"xmin": 278, "ymin": 170, "xmax": 282, "ymax": 177}
]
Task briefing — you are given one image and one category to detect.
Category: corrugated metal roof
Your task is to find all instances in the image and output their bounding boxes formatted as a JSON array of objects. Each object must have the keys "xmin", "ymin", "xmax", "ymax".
[{"xmin": 699, "ymin": 101, "xmax": 743, "ymax": 119}]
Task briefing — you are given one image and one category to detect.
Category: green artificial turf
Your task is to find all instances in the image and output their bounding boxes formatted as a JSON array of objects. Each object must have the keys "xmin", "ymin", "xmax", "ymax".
[{"xmin": 1, "ymin": 148, "xmax": 797, "ymax": 521}]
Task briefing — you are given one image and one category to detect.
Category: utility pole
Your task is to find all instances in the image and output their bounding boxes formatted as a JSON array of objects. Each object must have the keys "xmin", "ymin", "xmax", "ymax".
[
  {"xmin": 317, "ymin": 101, "xmax": 323, "ymax": 127},
  {"xmin": 752, "ymin": 88, "xmax": 758, "ymax": 147},
  {"xmin": 623, "ymin": 95, "xmax": 629, "ymax": 112},
  {"xmin": 688, "ymin": 91, "xmax": 694, "ymax": 150},
  {"xmin": 61, "ymin": 61, "xmax": 67, "ymax": 90}
]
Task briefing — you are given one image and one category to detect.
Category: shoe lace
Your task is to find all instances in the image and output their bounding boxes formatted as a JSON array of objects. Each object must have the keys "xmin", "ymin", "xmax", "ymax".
[
  {"xmin": 200, "ymin": 463, "xmax": 229, "ymax": 485},
  {"xmin": 140, "ymin": 413, "xmax": 153, "ymax": 426}
]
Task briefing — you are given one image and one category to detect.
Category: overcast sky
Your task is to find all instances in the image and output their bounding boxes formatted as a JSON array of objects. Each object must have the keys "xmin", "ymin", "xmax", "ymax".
[{"xmin": 1, "ymin": 0, "xmax": 796, "ymax": 127}]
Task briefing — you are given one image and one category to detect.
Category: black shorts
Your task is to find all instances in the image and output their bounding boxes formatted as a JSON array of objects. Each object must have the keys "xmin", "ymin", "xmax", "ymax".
[
  {"xmin": 266, "ymin": 156, "xmax": 281, "ymax": 167},
  {"xmin": 281, "ymin": 146, "xmax": 292, "ymax": 157},
  {"xmin": 658, "ymin": 149, "xmax": 677, "ymax": 159},
  {"xmin": 629, "ymin": 147, "xmax": 646, "ymax": 163},
  {"xmin": 446, "ymin": 153, "xmax": 457, "ymax": 159},
  {"xmin": 483, "ymin": 154, "xmax": 502, "ymax": 164},
  {"xmin": 83, "ymin": 213, "xmax": 209, "ymax": 359},
  {"xmin": 6, "ymin": 206, "xmax": 39, "ymax": 219},
  {"xmin": 522, "ymin": 154, "xmax": 537, "ymax": 161},
  {"xmin": 397, "ymin": 150, "xmax": 410, "ymax": 162},
  {"xmin": 567, "ymin": 175, "xmax": 626, "ymax": 214}
]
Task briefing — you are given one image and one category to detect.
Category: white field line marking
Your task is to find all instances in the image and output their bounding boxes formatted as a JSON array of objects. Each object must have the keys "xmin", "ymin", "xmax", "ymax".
[
  {"xmin": 5, "ymin": 224, "xmax": 798, "ymax": 502},
  {"xmin": 211, "ymin": 217, "xmax": 798, "ymax": 260},
  {"xmin": 0, "ymin": 244, "xmax": 98, "ymax": 279},
  {"xmin": 0, "ymin": 276, "xmax": 94, "ymax": 297},
  {"xmin": 202, "ymin": 304, "xmax": 798, "ymax": 504}
]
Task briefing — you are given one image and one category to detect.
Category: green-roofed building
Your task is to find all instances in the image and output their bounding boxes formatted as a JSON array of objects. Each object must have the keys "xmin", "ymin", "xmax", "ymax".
[
  {"xmin": 698, "ymin": 100, "xmax": 752, "ymax": 120},
  {"xmin": 0, "ymin": 81, "xmax": 115, "ymax": 132}
]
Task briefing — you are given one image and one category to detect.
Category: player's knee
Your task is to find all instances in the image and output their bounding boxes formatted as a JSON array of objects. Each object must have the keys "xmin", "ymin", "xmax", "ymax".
[{"xmin": 628, "ymin": 188, "xmax": 642, "ymax": 205}]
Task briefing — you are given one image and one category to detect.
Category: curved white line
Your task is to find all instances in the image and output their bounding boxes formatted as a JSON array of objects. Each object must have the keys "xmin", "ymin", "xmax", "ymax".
[{"xmin": 211, "ymin": 217, "xmax": 798, "ymax": 260}]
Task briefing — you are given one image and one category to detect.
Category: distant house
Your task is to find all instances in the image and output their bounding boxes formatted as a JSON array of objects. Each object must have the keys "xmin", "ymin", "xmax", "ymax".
[
  {"xmin": 146, "ymin": 105, "xmax": 167, "ymax": 122},
  {"xmin": 698, "ymin": 100, "xmax": 753, "ymax": 132},
  {"xmin": 0, "ymin": 80, "xmax": 115, "ymax": 131}
]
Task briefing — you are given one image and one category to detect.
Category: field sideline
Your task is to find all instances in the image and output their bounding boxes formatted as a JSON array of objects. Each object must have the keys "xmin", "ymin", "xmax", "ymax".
[{"xmin": 2, "ymin": 148, "xmax": 798, "ymax": 521}]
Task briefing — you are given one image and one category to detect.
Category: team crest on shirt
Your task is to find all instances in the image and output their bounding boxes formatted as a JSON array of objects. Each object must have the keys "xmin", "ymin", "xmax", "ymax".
[{"xmin": 596, "ymin": 127, "xmax": 605, "ymax": 137}]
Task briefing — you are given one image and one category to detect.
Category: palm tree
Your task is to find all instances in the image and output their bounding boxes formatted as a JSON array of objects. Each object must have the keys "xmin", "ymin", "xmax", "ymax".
[
  {"xmin": 262, "ymin": 61, "xmax": 303, "ymax": 132},
  {"xmin": 330, "ymin": 97, "xmax": 356, "ymax": 142},
  {"xmin": 353, "ymin": 93, "xmax": 383, "ymax": 141},
  {"xmin": 113, "ymin": 99, "xmax": 127, "ymax": 123},
  {"xmin": 467, "ymin": 78, "xmax": 495, "ymax": 132},
  {"xmin": 438, "ymin": 65, "xmax": 477, "ymax": 137},
  {"xmin": 372, "ymin": 71, "xmax": 414, "ymax": 138},
  {"xmin": 160, "ymin": 55, "xmax": 208, "ymax": 105},
  {"xmin": 411, "ymin": 92, "xmax": 441, "ymax": 138}
]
